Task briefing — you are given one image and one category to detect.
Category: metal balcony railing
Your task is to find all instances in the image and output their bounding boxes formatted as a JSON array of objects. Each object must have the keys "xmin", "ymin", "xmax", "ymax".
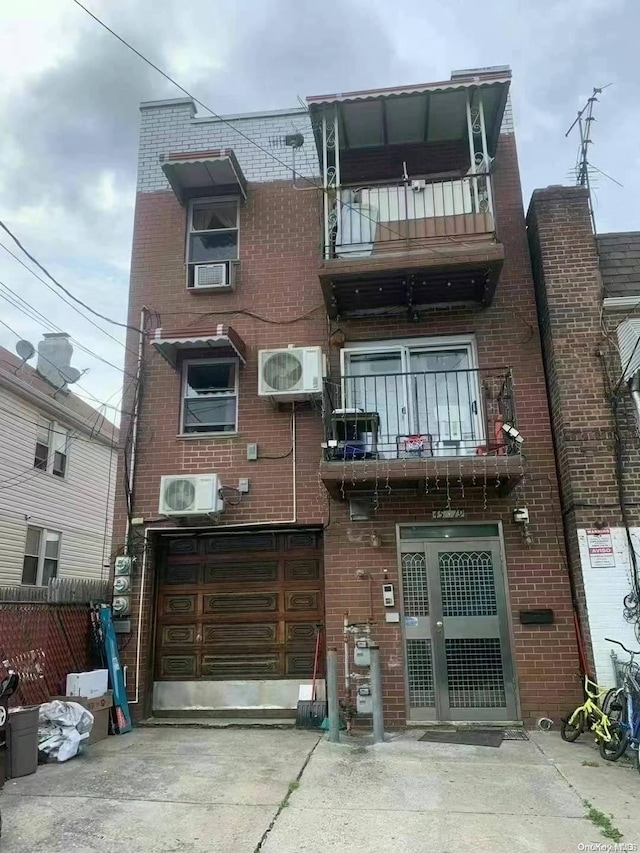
[
  {"xmin": 326, "ymin": 174, "xmax": 495, "ymax": 259},
  {"xmin": 322, "ymin": 367, "xmax": 516, "ymax": 461}
]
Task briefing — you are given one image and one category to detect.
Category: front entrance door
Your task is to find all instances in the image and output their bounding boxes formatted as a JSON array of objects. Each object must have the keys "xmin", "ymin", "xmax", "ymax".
[{"xmin": 400, "ymin": 531, "xmax": 517, "ymax": 721}]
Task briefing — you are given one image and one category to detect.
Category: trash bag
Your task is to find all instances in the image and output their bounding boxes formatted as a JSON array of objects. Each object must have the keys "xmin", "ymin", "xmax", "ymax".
[{"xmin": 38, "ymin": 700, "xmax": 94, "ymax": 762}]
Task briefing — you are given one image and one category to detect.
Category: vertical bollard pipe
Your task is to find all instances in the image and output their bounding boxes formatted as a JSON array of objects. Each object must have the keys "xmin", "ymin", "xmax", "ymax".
[
  {"xmin": 370, "ymin": 644, "xmax": 385, "ymax": 743},
  {"xmin": 327, "ymin": 649, "xmax": 340, "ymax": 743}
]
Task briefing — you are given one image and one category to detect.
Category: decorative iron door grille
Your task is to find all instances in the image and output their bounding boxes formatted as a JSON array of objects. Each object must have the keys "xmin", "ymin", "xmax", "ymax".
[{"xmin": 400, "ymin": 533, "xmax": 516, "ymax": 722}]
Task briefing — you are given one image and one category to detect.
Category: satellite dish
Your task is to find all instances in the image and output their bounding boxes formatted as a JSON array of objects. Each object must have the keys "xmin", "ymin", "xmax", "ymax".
[
  {"xmin": 58, "ymin": 365, "xmax": 82, "ymax": 385},
  {"xmin": 15, "ymin": 340, "xmax": 35, "ymax": 362}
]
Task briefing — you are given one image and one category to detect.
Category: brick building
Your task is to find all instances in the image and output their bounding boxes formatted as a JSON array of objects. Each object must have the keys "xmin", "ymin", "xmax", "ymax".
[
  {"xmin": 113, "ymin": 66, "xmax": 582, "ymax": 726},
  {"xmin": 528, "ymin": 185, "xmax": 640, "ymax": 686}
]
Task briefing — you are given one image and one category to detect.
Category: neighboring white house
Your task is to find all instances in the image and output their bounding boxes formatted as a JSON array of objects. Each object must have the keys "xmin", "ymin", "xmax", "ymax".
[{"xmin": 0, "ymin": 334, "xmax": 118, "ymax": 587}]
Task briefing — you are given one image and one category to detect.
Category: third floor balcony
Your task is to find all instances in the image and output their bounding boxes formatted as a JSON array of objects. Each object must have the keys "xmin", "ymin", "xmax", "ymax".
[{"xmin": 307, "ymin": 68, "xmax": 511, "ymax": 320}]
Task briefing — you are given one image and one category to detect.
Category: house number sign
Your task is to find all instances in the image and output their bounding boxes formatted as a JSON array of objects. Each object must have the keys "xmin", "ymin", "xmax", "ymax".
[{"xmin": 432, "ymin": 509, "xmax": 465, "ymax": 519}]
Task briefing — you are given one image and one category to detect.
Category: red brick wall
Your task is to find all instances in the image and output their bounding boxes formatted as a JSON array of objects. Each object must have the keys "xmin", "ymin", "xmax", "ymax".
[{"xmin": 114, "ymin": 135, "xmax": 582, "ymax": 724}]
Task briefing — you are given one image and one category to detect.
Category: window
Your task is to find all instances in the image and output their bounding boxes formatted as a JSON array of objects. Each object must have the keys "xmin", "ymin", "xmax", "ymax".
[
  {"xmin": 22, "ymin": 526, "xmax": 61, "ymax": 586},
  {"xmin": 182, "ymin": 360, "xmax": 238, "ymax": 434},
  {"xmin": 187, "ymin": 199, "xmax": 238, "ymax": 277},
  {"xmin": 33, "ymin": 417, "xmax": 69, "ymax": 477}
]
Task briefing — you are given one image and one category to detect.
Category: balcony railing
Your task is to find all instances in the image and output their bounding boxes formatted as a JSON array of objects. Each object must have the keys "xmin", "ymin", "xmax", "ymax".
[
  {"xmin": 322, "ymin": 367, "xmax": 516, "ymax": 461},
  {"xmin": 325, "ymin": 174, "xmax": 495, "ymax": 260}
]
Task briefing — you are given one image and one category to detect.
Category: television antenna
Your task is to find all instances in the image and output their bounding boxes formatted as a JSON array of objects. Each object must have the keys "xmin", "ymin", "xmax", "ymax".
[{"xmin": 565, "ymin": 84, "xmax": 621, "ymax": 232}]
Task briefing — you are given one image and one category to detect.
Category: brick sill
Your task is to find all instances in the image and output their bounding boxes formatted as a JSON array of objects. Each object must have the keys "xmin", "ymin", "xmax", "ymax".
[{"xmin": 176, "ymin": 433, "xmax": 240, "ymax": 441}]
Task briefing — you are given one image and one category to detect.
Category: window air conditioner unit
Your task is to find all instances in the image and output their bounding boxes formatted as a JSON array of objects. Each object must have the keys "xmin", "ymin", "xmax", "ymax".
[
  {"xmin": 192, "ymin": 262, "xmax": 234, "ymax": 291},
  {"xmin": 258, "ymin": 346, "xmax": 325, "ymax": 401},
  {"xmin": 159, "ymin": 474, "xmax": 224, "ymax": 517}
]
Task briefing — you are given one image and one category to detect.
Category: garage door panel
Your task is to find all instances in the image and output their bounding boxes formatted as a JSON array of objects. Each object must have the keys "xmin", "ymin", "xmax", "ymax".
[
  {"xmin": 286, "ymin": 653, "xmax": 315, "ymax": 676},
  {"xmin": 201, "ymin": 654, "xmax": 280, "ymax": 678},
  {"xmin": 162, "ymin": 594, "xmax": 197, "ymax": 615},
  {"xmin": 284, "ymin": 559, "xmax": 321, "ymax": 581},
  {"xmin": 204, "ymin": 534, "xmax": 277, "ymax": 554},
  {"xmin": 286, "ymin": 622, "xmax": 317, "ymax": 643},
  {"xmin": 203, "ymin": 623, "xmax": 278, "ymax": 645},
  {"xmin": 163, "ymin": 563, "xmax": 201, "ymax": 584},
  {"xmin": 285, "ymin": 590, "xmax": 320, "ymax": 612},
  {"xmin": 204, "ymin": 592, "xmax": 279, "ymax": 613},
  {"xmin": 203, "ymin": 561, "xmax": 279, "ymax": 584},
  {"xmin": 161, "ymin": 655, "xmax": 197, "ymax": 677},
  {"xmin": 161, "ymin": 625, "xmax": 197, "ymax": 645}
]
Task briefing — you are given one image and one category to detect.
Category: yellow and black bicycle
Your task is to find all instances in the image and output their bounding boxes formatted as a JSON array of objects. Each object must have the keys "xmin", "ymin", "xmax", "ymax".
[{"xmin": 560, "ymin": 674, "xmax": 627, "ymax": 761}]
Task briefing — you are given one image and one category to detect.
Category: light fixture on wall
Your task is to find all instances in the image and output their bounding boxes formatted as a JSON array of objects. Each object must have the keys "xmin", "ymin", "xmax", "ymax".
[{"xmin": 502, "ymin": 423, "xmax": 524, "ymax": 444}]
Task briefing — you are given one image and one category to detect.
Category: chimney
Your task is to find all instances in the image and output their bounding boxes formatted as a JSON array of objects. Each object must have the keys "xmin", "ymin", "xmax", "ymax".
[{"xmin": 37, "ymin": 333, "xmax": 74, "ymax": 387}]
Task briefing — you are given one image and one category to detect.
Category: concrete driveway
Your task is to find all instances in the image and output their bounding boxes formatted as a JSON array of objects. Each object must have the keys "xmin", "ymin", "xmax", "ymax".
[{"xmin": 1, "ymin": 725, "xmax": 638, "ymax": 852}]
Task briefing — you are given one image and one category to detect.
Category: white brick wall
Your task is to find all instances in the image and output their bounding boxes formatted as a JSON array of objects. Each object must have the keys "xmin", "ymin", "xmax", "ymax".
[
  {"xmin": 578, "ymin": 527, "xmax": 639, "ymax": 686},
  {"xmin": 500, "ymin": 94, "xmax": 514, "ymax": 135},
  {"xmin": 137, "ymin": 99, "xmax": 316, "ymax": 193}
]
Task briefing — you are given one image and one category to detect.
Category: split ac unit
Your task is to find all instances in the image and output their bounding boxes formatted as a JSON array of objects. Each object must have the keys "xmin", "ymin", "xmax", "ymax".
[
  {"xmin": 258, "ymin": 346, "xmax": 324, "ymax": 400},
  {"xmin": 159, "ymin": 474, "xmax": 224, "ymax": 517},
  {"xmin": 192, "ymin": 262, "xmax": 235, "ymax": 291}
]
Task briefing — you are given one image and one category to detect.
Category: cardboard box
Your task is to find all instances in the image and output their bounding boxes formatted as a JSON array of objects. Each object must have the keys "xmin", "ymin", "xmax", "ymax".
[
  {"xmin": 53, "ymin": 692, "xmax": 113, "ymax": 744},
  {"xmin": 66, "ymin": 670, "xmax": 108, "ymax": 700}
]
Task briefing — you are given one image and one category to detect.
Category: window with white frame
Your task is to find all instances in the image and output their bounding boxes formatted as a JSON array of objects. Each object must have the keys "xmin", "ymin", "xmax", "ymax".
[
  {"xmin": 33, "ymin": 416, "xmax": 69, "ymax": 477},
  {"xmin": 181, "ymin": 359, "xmax": 238, "ymax": 434},
  {"xmin": 22, "ymin": 526, "xmax": 61, "ymax": 586},
  {"xmin": 187, "ymin": 199, "xmax": 239, "ymax": 284}
]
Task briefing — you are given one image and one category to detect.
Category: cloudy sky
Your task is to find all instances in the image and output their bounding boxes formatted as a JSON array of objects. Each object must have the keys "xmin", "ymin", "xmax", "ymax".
[{"xmin": 0, "ymin": 0, "xmax": 637, "ymax": 417}]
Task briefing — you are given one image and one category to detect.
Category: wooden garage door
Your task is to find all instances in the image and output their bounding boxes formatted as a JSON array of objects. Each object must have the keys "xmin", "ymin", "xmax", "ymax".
[{"xmin": 155, "ymin": 530, "xmax": 324, "ymax": 681}]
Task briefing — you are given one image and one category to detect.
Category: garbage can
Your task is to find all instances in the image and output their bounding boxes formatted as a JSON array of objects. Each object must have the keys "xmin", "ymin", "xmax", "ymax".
[
  {"xmin": 0, "ymin": 694, "xmax": 8, "ymax": 789},
  {"xmin": 7, "ymin": 706, "xmax": 39, "ymax": 779}
]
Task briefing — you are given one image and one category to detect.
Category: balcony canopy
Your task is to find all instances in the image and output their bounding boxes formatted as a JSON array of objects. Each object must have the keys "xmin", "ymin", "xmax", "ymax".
[
  {"xmin": 153, "ymin": 324, "xmax": 247, "ymax": 367},
  {"xmin": 161, "ymin": 149, "xmax": 247, "ymax": 204},
  {"xmin": 307, "ymin": 69, "xmax": 510, "ymax": 155}
]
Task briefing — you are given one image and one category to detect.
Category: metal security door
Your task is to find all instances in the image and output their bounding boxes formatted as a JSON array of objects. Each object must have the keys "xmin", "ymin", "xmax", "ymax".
[{"xmin": 401, "ymin": 537, "xmax": 516, "ymax": 722}]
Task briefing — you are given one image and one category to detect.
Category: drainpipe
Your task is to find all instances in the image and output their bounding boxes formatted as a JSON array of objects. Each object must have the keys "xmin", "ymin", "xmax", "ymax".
[
  {"xmin": 628, "ymin": 371, "xmax": 640, "ymax": 436},
  {"xmin": 124, "ymin": 306, "xmax": 147, "ymax": 556}
]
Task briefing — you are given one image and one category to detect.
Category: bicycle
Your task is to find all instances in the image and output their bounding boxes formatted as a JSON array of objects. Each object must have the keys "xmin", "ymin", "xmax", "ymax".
[
  {"xmin": 560, "ymin": 673, "xmax": 627, "ymax": 760},
  {"xmin": 602, "ymin": 637, "xmax": 640, "ymax": 769}
]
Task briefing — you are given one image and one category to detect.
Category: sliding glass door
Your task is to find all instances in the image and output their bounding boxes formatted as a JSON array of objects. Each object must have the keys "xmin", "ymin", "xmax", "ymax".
[{"xmin": 343, "ymin": 339, "xmax": 482, "ymax": 457}]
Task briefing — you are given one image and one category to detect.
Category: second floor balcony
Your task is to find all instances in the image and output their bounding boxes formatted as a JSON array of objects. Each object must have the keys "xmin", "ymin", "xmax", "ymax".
[{"xmin": 320, "ymin": 365, "xmax": 523, "ymax": 497}]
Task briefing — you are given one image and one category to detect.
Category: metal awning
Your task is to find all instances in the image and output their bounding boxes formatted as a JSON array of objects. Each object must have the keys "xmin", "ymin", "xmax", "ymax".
[
  {"xmin": 161, "ymin": 149, "xmax": 248, "ymax": 204},
  {"xmin": 307, "ymin": 74, "xmax": 510, "ymax": 155},
  {"xmin": 153, "ymin": 324, "xmax": 247, "ymax": 367}
]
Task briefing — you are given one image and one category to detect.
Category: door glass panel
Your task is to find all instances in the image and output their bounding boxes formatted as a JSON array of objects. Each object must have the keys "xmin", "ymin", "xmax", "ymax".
[
  {"xmin": 445, "ymin": 638, "xmax": 506, "ymax": 709},
  {"xmin": 345, "ymin": 352, "xmax": 405, "ymax": 457},
  {"xmin": 439, "ymin": 550, "xmax": 497, "ymax": 617},
  {"xmin": 409, "ymin": 349, "xmax": 478, "ymax": 454},
  {"xmin": 400, "ymin": 524, "xmax": 500, "ymax": 539},
  {"xmin": 401, "ymin": 552, "xmax": 429, "ymax": 615},
  {"xmin": 406, "ymin": 639, "xmax": 435, "ymax": 707}
]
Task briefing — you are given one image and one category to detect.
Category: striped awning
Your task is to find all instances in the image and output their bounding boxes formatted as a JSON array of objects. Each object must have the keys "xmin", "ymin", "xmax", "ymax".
[
  {"xmin": 153, "ymin": 324, "xmax": 247, "ymax": 367},
  {"xmin": 161, "ymin": 149, "xmax": 247, "ymax": 204}
]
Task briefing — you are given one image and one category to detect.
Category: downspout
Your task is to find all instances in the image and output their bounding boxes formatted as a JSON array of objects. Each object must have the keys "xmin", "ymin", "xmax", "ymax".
[
  {"xmin": 124, "ymin": 306, "xmax": 146, "ymax": 556},
  {"xmin": 628, "ymin": 371, "xmax": 640, "ymax": 436}
]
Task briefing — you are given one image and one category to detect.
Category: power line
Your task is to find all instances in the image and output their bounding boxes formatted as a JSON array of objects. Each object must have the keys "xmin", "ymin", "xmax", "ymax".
[
  {"xmin": 71, "ymin": 0, "xmax": 486, "ymax": 264},
  {"xmin": 0, "ymin": 279, "xmax": 133, "ymax": 379},
  {"xmin": 0, "ymin": 220, "xmax": 142, "ymax": 333},
  {"xmin": 0, "ymin": 239, "xmax": 135, "ymax": 358}
]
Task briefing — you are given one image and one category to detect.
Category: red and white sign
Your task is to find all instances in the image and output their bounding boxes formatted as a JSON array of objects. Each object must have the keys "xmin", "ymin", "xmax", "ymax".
[{"xmin": 586, "ymin": 528, "xmax": 615, "ymax": 568}]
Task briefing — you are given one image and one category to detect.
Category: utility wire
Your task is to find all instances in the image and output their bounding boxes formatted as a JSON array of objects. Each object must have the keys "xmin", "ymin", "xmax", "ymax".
[
  {"xmin": 0, "ymin": 220, "xmax": 142, "ymax": 333},
  {"xmin": 71, "ymin": 0, "xmax": 486, "ymax": 264},
  {"xmin": 0, "ymin": 239, "xmax": 136, "ymax": 358}
]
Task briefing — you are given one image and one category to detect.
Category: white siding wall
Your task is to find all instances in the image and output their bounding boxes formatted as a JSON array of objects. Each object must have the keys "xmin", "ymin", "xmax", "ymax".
[
  {"xmin": 577, "ymin": 527, "xmax": 639, "ymax": 686},
  {"xmin": 0, "ymin": 386, "xmax": 116, "ymax": 586}
]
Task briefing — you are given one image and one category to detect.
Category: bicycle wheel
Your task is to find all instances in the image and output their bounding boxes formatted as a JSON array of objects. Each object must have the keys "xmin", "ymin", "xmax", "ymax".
[
  {"xmin": 599, "ymin": 721, "xmax": 629, "ymax": 761},
  {"xmin": 561, "ymin": 709, "xmax": 585, "ymax": 742},
  {"xmin": 602, "ymin": 688, "xmax": 625, "ymax": 722}
]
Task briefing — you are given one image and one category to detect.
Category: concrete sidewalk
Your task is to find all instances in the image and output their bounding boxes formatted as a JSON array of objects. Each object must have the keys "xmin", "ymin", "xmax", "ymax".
[{"xmin": 1, "ymin": 725, "xmax": 638, "ymax": 852}]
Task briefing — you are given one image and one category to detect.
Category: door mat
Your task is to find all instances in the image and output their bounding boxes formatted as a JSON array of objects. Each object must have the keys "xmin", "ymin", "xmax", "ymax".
[
  {"xmin": 419, "ymin": 729, "xmax": 504, "ymax": 748},
  {"xmin": 502, "ymin": 728, "xmax": 529, "ymax": 741}
]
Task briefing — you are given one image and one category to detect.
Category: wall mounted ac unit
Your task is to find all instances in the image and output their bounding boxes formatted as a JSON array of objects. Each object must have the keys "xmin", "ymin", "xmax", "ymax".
[
  {"xmin": 191, "ymin": 262, "xmax": 235, "ymax": 291},
  {"xmin": 258, "ymin": 346, "xmax": 324, "ymax": 400},
  {"xmin": 159, "ymin": 474, "xmax": 224, "ymax": 517}
]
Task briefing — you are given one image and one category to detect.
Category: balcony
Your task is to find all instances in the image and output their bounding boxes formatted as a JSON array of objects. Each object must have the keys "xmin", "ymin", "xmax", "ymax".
[
  {"xmin": 320, "ymin": 367, "xmax": 523, "ymax": 497},
  {"xmin": 320, "ymin": 175, "xmax": 503, "ymax": 318},
  {"xmin": 307, "ymin": 69, "xmax": 511, "ymax": 319}
]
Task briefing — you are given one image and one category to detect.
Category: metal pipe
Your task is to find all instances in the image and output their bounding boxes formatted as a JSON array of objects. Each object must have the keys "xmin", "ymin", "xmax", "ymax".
[
  {"xmin": 465, "ymin": 93, "xmax": 480, "ymax": 212},
  {"xmin": 124, "ymin": 305, "xmax": 147, "ymax": 556},
  {"xmin": 322, "ymin": 112, "xmax": 329, "ymax": 260},
  {"xmin": 629, "ymin": 372, "xmax": 640, "ymax": 436},
  {"xmin": 130, "ymin": 525, "xmax": 149, "ymax": 705},
  {"xmin": 477, "ymin": 95, "xmax": 494, "ymax": 216},
  {"xmin": 370, "ymin": 644, "xmax": 385, "ymax": 743},
  {"xmin": 343, "ymin": 613, "xmax": 350, "ymax": 689},
  {"xmin": 327, "ymin": 649, "xmax": 340, "ymax": 743}
]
